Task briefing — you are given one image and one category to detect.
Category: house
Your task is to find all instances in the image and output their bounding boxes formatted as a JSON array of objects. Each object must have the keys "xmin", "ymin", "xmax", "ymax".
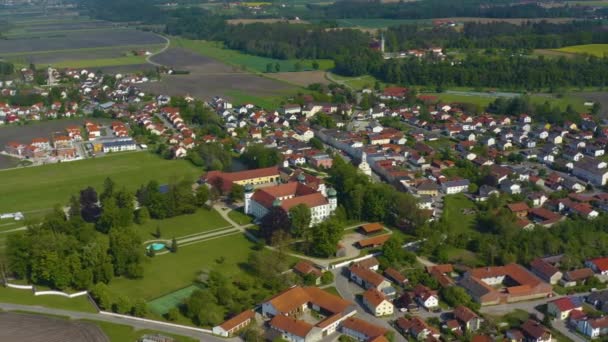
[
  {"xmin": 396, "ymin": 317, "xmax": 440, "ymax": 341},
  {"xmin": 413, "ymin": 284, "xmax": 439, "ymax": 309},
  {"xmin": 547, "ymin": 297, "xmax": 582, "ymax": 320},
  {"xmin": 362, "ymin": 288, "xmax": 394, "ymax": 317},
  {"xmin": 561, "ymin": 268, "xmax": 594, "ymax": 287},
  {"xmin": 349, "ymin": 265, "xmax": 391, "ymax": 291},
  {"xmin": 340, "ymin": 317, "xmax": 387, "ymax": 342},
  {"xmin": 577, "ymin": 316, "xmax": 608, "ymax": 339},
  {"xmin": 521, "ymin": 320, "xmax": 551, "ymax": 342},
  {"xmin": 202, "ymin": 166, "xmax": 281, "ymax": 193},
  {"xmin": 572, "ymin": 158, "xmax": 608, "ymax": 186},
  {"xmin": 586, "ymin": 257, "xmax": 608, "ymax": 276},
  {"xmin": 529, "ymin": 258, "xmax": 563, "ymax": 285},
  {"xmin": 441, "ymin": 178, "xmax": 470, "ymax": 194},
  {"xmin": 586, "ymin": 290, "xmax": 608, "ymax": 312},
  {"xmin": 453, "ymin": 305, "xmax": 483, "ymax": 332},
  {"xmin": 293, "ymin": 261, "xmax": 323, "ymax": 285},
  {"xmin": 384, "ymin": 268, "xmax": 408, "ymax": 285},
  {"xmin": 507, "ymin": 202, "xmax": 530, "ymax": 219},
  {"xmin": 263, "ymin": 286, "xmax": 357, "ymax": 342},
  {"xmin": 212, "ymin": 310, "xmax": 255, "ymax": 337},
  {"xmin": 355, "ymin": 257, "xmax": 380, "ymax": 271},
  {"xmin": 500, "ymin": 180, "xmax": 521, "ymax": 195},
  {"xmin": 360, "ymin": 223, "xmax": 384, "ymax": 235},
  {"xmin": 416, "ymin": 181, "xmax": 440, "ymax": 197}
]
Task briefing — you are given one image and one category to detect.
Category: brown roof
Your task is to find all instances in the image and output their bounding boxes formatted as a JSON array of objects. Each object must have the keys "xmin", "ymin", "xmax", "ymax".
[
  {"xmin": 293, "ymin": 261, "xmax": 322, "ymax": 277},
  {"xmin": 453, "ymin": 305, "xmax": 478, "ymax": 324},
  {"xmin": 361, "ymin": 223, "xmax": 384, "ymax": 234},
  {"xmin": 266, "ymin": 286, "xmax": 353, "ymax": 316},
  {"xmin": 219, "ymin": 310, "xmax": 254, "ymax": 331},
  {"xmin": 250, "ymin": 182, "xmax": 328, "ymax": 211},
  {"xmin": 356, "ymin": 257, "xmax": 380, "ymax": 270},
  {"xmin": 350, "ymin": 265, "xmax": 387, "ymax": 287},
  {"xmin": 358, "ymin": 235, "xmax": 391, "ymax": 248},
  {"xmin": 203, "ymin": 166, "xmax": 280, "ymax": 191},
  {"xmin": 363, "ymin": 288, "xmax": 388, "ymax": 308},
  {"xmin": 468, "ymin": 264, "xmax": 543, "ymax": 288},
  {"xmin": 564, "ymin": 268, "xmax": 594, "ymax": 282},
  {"xmin": 384, "ymin": 268, "xmax": 407, "ymax": 283},
  {"xmin": 471, "ymin": 335, "xmax": 493, "ymax": 342},
  {"xmin": 521, "ymin": 320, "xmax": 550, "ymax": 340},
  {"xmin": 530, "ymin": 258, "xmax": 561, "ymax": 279},
  {"xmin": 341, "ymin": 317, "xmax": 387, "ymax": 339},
  {"xmin": 270, "ymin": 315, "xmax": 313, "ymax": 338},
  {"xmin": 507, "ymin": 202, "xmax": 530, "ymax": 213},
  {"xmin": 426, "ymin": 264, "xmax": 454, "ymax": 274}
]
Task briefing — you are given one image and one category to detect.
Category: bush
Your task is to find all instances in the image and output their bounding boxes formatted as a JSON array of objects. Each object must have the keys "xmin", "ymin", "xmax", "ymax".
[
  {"xmin": 321, "ymin": 271, "xmax": 334, "ymax": 285},
  {"xmin": 166, "ymin": 307, "xmax": 179, "ymax": 321}
]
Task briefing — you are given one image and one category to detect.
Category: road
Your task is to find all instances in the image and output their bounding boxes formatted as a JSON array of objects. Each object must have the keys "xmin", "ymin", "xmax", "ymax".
[
  {"xmin": 146, "ymin": 34, "xmax": 171, "ymax": 67},
  {"xmin": 0, "ymin": 302, "xmax": 235, "ymax": 342}
]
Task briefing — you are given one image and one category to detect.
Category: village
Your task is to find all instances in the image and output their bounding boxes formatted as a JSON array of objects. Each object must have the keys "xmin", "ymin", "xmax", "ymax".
[{"xmin": 4, "ymin": 64, "xmax": 608, "ymax": 342}]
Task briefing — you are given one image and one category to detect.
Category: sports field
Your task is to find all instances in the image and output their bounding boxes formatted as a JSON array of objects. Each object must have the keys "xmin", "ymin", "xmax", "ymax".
[
  {"xmin": 147, "ymin": 284, "xmax": 202, "ymax": 315},
  {"xmin": 0, "ymin": 152, "xmax": 200, "ymax": 214},
  {"xmin": 172, "ymin": 38, "xmax": 334, "ymax": 73},
  {"xmin": 107, "ymin": 233, "xmax": 254, "ymax": 301},
  {"xmin": 554, "ymin": 44, "xmax": 608, "ymax": 57}
]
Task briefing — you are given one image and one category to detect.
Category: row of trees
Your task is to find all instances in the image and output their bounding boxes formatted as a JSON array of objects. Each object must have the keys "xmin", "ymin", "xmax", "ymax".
[
  {"xmin": 135, "ymin": 179, "xmax": 202, "ymax": 219},
  {"xmin": 335, "ymin": 53, "xmax": 608, "ymax": 89}
]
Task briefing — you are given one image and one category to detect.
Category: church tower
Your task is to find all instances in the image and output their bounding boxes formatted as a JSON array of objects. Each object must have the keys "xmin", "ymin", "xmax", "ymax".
[
  {"xmin": 244, "ymin": 184, "xmax": 254, "ymax": 215},
  {"xmin": 328, "ymin": 188, "xmax": 338, "ymax": 212},
  {"xmin": 359, "ymin": 151, "xmax": 372, "ymax": 177}
]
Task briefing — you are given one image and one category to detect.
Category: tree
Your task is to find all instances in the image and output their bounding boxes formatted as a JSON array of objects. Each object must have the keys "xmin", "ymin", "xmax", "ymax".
[
  {"xmin": 96, "ymin": 197, "xmax": 120, "ymax": 233},
  {"xmin": 166, "ymin": 307, "xmax": 179, "ymax": 321},
  {"xmin": 155, "ymin": 225, "xmax": 161, "ymax": 238},
  {"xmin": 289, "ymin": 204, "xmax": 311, "ymax": 237},
  {"xmin": 260, "ymin": 207, "xmax": 290, "ymax": 244},
  {"xmin": 131, "ymin": 299, "xmax": 148, "ymax": 317},
  {"xmin": 440, "ymin": 285, "xmax": 479, "ymax": 310},
  {"xmin": 100, "ymin": 177, "xmax": 115, "ymax": 202},
  {"xmin": 68, "ymin": 195, "xmax": 81, "ymax": 219},
  {"xmin": 275, "ymin": 62, "xmax": 280, "ymax": 72},
  {"xmin": 90, "ymin": 283, "xmax": 112, "ymax": 310},
  {"xmin": 135, "ymin": 207, "xmax": 150, "ymax": 225},
  {"xmin": 266, "ymin": 63, "xmax": 273, "ymax": 73},
  {"xmin": 195, "ymin": 186, "xmax": 209, "ymax": 207},
  {"xmin": 80, "ymin": 187, "xmax": 100, "ymax": 222},
  {"xmin": 230, "ymin": 184, "xmax": 245, "ymax": 203},
  {"xmin": 312, "ymin": 61, "xmax": 320, "ymax": 70},
  {"xmin": 294, "ymin": 61, "xmax": 303, "ymax": 71},
  {"xmin": 109, "ymin": 227, "xmax": 144, "ymax": 278},
  {"xmin": 241, "ymin": 144, "xmax": 281, "ymax": 168},
  {"xmin": 172, "ymin": 237, "xmax": 178, "ymax": 253},
  {"xmin": 321, "ymin": 271, "xmax": 334, "ymax": 285}
]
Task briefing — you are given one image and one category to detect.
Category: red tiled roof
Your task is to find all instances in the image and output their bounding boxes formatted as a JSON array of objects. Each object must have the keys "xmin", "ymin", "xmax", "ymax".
[
  {"xmin": 550, "ymin": 297, "xmax": 579, "ymax": 312},
  {"xmin": 358, "ymin": 235, "xmax": 391, "ymax": 248},
  {"xmin": 589, "ymin": 257, "xmax": 608, "ymax": 272},
  {"xmin": 293, "ymin": 261, "xmax": 322, "ymax": 277},
  {"xmin": 565, "ymin": 268, "xmax": 594, "ymax": 281},
  {"xmin": 265, "ymin": 286, "xmax": 352, "ymax": 316},
  {"xmin": 363, "ymin": 288, "xmax": 388, "ymax": 308},
  {"xmin": 530, "ymin": 258, "xmax": 560, "ymax": 279},
  {"xmin": 342, "ymin": 317, "xmax": 387, "ymax": 339},
  {"xmin": 219, "ymin": 310, "xmax": 254, "ymax": 331},
  {"xmin": 361, "ymin": 223, "xmax": 383, "ymax": 234},
  {"xmin": 453, "ymin": 305, "xmax": 478, "ymax": 323},
  {"xmin": 350, "ymin": 265, "xmax": 387, "ymax": 287},
  {"xmin": 507, "ymin": 202, "xmax": 530, "ymax": 213},
  {"xmin": 384, "ymin": 268, "xmax": 407, "ymax": 283},
  {"xmin": 270, "ymin": 315, "xmax": 313, "ymax": 338}
]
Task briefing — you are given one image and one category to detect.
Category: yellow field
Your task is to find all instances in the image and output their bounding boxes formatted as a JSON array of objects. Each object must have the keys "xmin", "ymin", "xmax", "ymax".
[{"xmin": 554, "ymin": 44, "xmax": 608, "ymax": 57}]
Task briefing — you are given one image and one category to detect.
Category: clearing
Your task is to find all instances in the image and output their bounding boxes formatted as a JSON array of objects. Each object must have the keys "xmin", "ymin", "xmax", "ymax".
[
  {"xmin": 267, "ymin": 71, "xmax": 330, "ymax": 86},
  {"xmin": 442, "ymin": 194, "xmax": 477, "ymax": 234},
  {"xmin": 0, "ymin": 152, "xmax": 200, "ymax": 214},
  {"xmin": 553, "ymin": 44, "xmax": 608, "ymax": 57},
  {"xmin": 137, "ymin": 208, "xmax": 230, "ymax": 241}
]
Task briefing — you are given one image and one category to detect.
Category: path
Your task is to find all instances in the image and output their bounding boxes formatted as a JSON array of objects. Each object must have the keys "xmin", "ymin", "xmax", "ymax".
[
  {"xmin": 146, "ymin": 34, "xmax": 171, "ymax": 67},
  {"xmin": 0, "ymin": 302, "xmax": 235, "ymax": 342}
]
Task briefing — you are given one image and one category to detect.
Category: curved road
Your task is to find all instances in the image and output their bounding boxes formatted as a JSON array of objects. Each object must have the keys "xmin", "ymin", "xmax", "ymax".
[
  {"xmin": 146, "ymin": 34, "xmax": 171, "ymax": 67},
  {"xmin": 0, "ymin": 302, "xmax": 237, "ymax": 342}
]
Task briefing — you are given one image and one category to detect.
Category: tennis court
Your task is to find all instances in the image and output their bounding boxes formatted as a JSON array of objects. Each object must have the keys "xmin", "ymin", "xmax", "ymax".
[{"xmin": 147, "ymin": 284, "xmax": 202, "ymax": 315}]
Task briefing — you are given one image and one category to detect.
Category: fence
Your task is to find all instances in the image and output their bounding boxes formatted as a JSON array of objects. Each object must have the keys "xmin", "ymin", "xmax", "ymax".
[
  {"xmin": 331, "ymin": 252, "xmax": 381, "ymax": 269},
  {"xmin": 5, "ymin": 281, "xmax": 88, "ymax": 298}
]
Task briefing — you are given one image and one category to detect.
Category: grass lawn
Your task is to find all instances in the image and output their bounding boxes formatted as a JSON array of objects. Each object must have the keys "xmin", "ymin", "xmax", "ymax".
[
  {"xmin": 0, "ymin": 219, "xmax": 22, "ymax": 232},
  {"xmin": 80, "ymin": 320, "xmax": 198, "ymax": 342},
  {"xmin": 429, "ymin": 92, "xmax": 496, "ymax": 107},
  {"xmin": 327, "ymin": 72, "xmax": 383, "ymax": 90},
  {"xmin": 225, "ymin": 89, "xmax": 287, "ymax": 109},
  {"xmin": 442, "ymin": 194, "xmax": 477, "ymax": 234},
  {"xmin": 554, "ymin": 44, "xmax": 608, "ymax": 57},
  {"xmin": 107, "ymin": 233, "xmax": 255, "ymax": 301},
  {"xmin": 444, "ymin": 246, "xmax": 481, "ymax": 266},
  {"xmin": 227, "ymin": 208, "xmax": 253, "ymax": 225},
  {"xmin": 0, "ymin": 152, "xmax": 200, "ymax": 214},
  {"xmin": 172, "ymin": 38, "xmax": 334, "ymax": 73},
  {"xmin": 323, "ymin": 286, "xmax": 342, "ymax": 297},
  {"xmin": 0, "ymin": 287, "xmax": 97, "ymax": 313},
  {"xmin": 137, "ymin": 208, "xmax": 230, "ymax": 241}
]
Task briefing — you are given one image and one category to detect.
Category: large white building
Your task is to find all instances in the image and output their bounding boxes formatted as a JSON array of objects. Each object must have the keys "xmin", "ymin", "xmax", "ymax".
[{"xmin": 245, "ymin": 177, "xmax": 337, "ymax": 226}]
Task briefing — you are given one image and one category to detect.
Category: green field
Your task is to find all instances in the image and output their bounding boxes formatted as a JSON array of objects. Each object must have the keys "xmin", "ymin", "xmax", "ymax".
[
  {"xmin": 0, "ymin": 287, "xmax": 97, "ymax": 313},
  {"xmin": 334, "ymin": 18, "xmax": 431, "ymax": 29},
  {"xmin": 137, "ymin": 208, "xmax": 230, "ymax": 241},
  {"xmin": 554, "ymin": 44, "xmax": 608, "ymax": 57},
  {"xmin": 172, "ymin": 38, "xmax": 335, "ymax": 73},
  {"xmin": 442, "ymin": 194, "xmax": 477, "ymax": 234},
  {"xmin": 227, "ymin": 208, "xmax": 253, "ymax": 225},
  {"xmin": 225, "ymin": 90, "xmax": 288, "ymax": 109},
  {"xmin": 0, "ymin": 152, "xmax": 200, "ymax": 214},
  {"xmin": 81, "ymin": 320, "xmax": 199, "ymax": 342},
  {"xmin": 327, "ymin": 72, "xmax": 383, "ymax": 90},
  {"xmin": 107, "ymin": 233, "xmax": 254, "ymax": 301}
]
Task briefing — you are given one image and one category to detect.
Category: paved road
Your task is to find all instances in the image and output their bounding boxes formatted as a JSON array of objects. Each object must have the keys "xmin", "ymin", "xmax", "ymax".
[
  {"xmin": 0, "ymin": 302, "xmax": 236, "ymax": 342},
  {"xmin": 146, "ymin": 34, "xmax": 171, "ymax": 67}
]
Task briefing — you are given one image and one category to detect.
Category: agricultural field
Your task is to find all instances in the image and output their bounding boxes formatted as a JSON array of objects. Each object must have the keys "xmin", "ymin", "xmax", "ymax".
[
  {"xmin": 553, "ymin": 44, "xmax": 608, "ymax": 57},
  {"xmin": 0, "ymin": 152, "xmax": 200, "ymax": 214},
  {"xmin": 171, "ymin": 38, "xmax": 334, "ymax": 73},
  {"xmin": 140, "ymin": 47, "xmax": 296, "ymax": 104},
  {"xmin": 227, "ymin": 18, "xmax": 310, "ymax": 24},
  {"xmin": 0, "ymin": 312, "xmax": 108, "ymax": 342},
  {"xmin": 327, "ymin": 72, "xmax": 383, "ymax": 90},
  {"xmin": 0, "ymin": 14, "xmax": 165, "ymax": 69},
  {"xmin": 267, "ymin": 71, "xmax": 330, "ymax": 86}
]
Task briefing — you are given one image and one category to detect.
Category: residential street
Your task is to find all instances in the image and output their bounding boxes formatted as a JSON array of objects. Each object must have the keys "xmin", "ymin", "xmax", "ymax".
[{"xmin": 0, "ymin": 302, "xmax": 233, "ymax": 342}]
